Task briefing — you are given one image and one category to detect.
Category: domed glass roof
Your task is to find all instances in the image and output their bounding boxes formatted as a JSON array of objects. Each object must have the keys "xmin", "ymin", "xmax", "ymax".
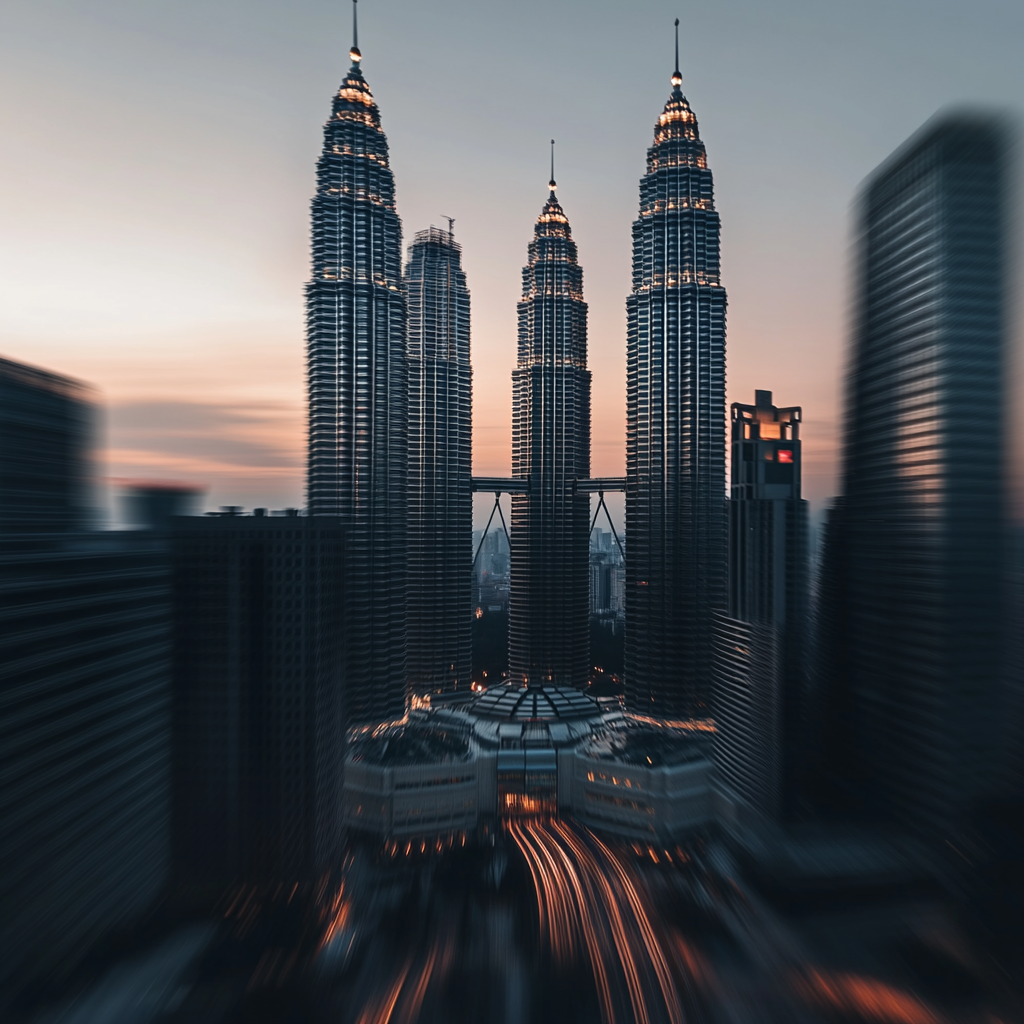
[{"xmin": 468, "ymin": 684, "xmax": 602, "ymax": 722}]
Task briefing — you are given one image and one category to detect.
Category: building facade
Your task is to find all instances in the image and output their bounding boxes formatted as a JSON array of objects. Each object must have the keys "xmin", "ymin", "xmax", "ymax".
[
  {"xmin": 171, "ymin": 514, "xmax": 346, "ymax": 885},
  {"xmin": 0, "ymin": 533, "xmax": 172, "ymax": 1006},
  {"xmin": 509, "ymin": 181, "xmax": 592, "ymax": 687},
  {"xmin": 830, "ymin": 113, "xmax": 1010, "ymax": 833},
  {"xmin": 714, "ymin": 391, "xmax": 808, "ymax": 825},
  {"xmin": 625, "ymin": 50, "xmax": 727, "ymax": 719},
  {"xmin": 305, "ymin": 28, "xmax": 406, "ymax": 723},
  {"xmin": 405, "ymin": 227, "xmax": 473, "ymax": 695}
]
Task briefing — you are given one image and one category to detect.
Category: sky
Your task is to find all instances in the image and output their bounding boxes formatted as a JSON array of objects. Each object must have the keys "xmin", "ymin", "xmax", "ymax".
[{"xmin": 1, "ymin": 0, "xmax": 1022, "ymax": 529}]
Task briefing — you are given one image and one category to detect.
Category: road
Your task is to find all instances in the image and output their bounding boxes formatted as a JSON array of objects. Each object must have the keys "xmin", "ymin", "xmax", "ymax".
[{"xmin": 508, "ymin": 818, "xmax": 689, "ymax": 1024}]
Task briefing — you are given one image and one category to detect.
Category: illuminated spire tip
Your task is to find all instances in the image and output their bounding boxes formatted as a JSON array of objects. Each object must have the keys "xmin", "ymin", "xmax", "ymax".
[
  {"xmin": 549, "ymin": 139, "xmax": 556, "ymax": 191},
  {"xmin": 671, "ymin": 18, "xmax": 682, "ymax": 89},
  {"xmin": 350, "ymin": 0, "xmax": 362, "ymax": 64}
]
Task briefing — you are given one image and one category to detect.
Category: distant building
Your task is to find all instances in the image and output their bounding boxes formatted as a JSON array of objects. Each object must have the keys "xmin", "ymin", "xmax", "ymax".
[
  {"xmin": 121, "ymin": 482, "xmax": 203, "ymax": 531},
  {"xmin": 171, "ymin": 514, "xmax": 346, "ymax": 885},
  {"xmin": 0, "ymin": 356, "xmax": 94, "ymax": 533},
  {"xmin": 0, "ymin": 531, "xmax": 172, "ymax": 1004},
  {"xmin": 626, "ymin": 46, "xmax": 727, "ymax": 719},
  {"xmin": 821, "ymin": 113, "xmax": 1011, "ymax": 834},
  {"xmin": 714, "ymin": 391, "xmax": 808, "ymax": 827},
  {"xmin": 405, "ymin": 227, "xmax": 473, "ymax": 695},
  {"xmin": 510, "ymin": 174, "xmax": 591, "ymax": 688},
  {"xmin": 305, "ymin": 25, "xmax": 406, "ymax": 724}
]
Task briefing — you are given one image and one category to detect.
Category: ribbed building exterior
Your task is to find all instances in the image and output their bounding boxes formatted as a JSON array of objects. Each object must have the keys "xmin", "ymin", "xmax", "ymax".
[
  {"xmin": 405, "ymin": 227, "xmax": 472, "ymax": 695},
  {"xmin": 625, "ymin": 59, "xmax": 727, "ymax": 718},
  {"xmin": 305, "ymin": 38, "xmax": 406, "ymax": 724},
  {"xmin": 825, "ymin": 113, "xmax": 1009, "ymax": 833},
  {"xmin": 714, "ymin": 391, "xmax": 808, "ymax": 825},
  {"xmin": 509, "ymin": 185, "xmax": 591, "ymax": 688}
]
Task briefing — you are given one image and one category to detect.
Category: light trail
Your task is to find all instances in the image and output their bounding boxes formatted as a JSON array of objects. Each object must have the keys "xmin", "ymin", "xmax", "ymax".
[{"xmin": 509, "ymin": 817, "xmax": 687, "ymax": 1024}]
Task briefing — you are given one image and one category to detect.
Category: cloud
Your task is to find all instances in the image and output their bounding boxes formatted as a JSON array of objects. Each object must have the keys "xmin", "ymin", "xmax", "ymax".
[{"xmin": 107, "ymin": 398, "xmax": 302, "ymax": 477}]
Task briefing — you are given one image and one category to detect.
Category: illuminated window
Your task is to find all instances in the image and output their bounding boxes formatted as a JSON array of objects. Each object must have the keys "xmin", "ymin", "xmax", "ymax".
[
  {"xmin": 778, "ymin": 450, "xmax": 793, "ymax": 464},
  {"xmin": 764, "ymin": 450, "xmax": 774, "ymax": 461}
]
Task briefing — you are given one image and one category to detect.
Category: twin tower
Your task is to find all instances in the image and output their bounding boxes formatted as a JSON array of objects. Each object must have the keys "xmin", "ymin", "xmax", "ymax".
[{"xmin": 306, "ymin": 13, "xmax": 726, "ymax": 726}]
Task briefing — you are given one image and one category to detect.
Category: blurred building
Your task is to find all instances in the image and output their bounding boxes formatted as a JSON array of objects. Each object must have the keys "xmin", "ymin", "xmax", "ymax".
[
  {"xmin": 405, "ymin": 227, "xmax": 473, "ymax": 696},
  {"xmin": 0, "ymin": 357, "xmax": 172, "ymax": 1008},
  {"xmin": 625, "ymin": 51, "xmax": 727, "ymax": 719},
  {"xmin": 714, "ymin": 391, "xmax": 809, "ymax": 827},
  {"xmin": 171, "ymin": 513, "xmax": 346, "ymax": 885},
  {"xmin": 0, "ymin": 355, "xmax": 94, "ymax": 533},
  {"xmin": 305, "ymin": 31, "xmax": 406, "ymax": 724},
  {"xmin": 510, "ymin": 175, "xmax": 592, "ymax": 688},
  {"xmin": 121, "ymin": 482, "xmax": 203, "ymax": 531},
  {"xmin": 820, "ymin": 113, "xmax": 1011, "ymax": 835}
]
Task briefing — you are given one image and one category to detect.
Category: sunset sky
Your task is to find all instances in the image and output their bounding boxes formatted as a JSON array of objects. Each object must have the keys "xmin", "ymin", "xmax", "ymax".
[{"xmin": 1, "ymin": 0, "xmax": 1022, "ymax": 529}]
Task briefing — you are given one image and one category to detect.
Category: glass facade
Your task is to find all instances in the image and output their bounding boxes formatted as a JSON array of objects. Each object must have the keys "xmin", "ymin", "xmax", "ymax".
[
  {"xmin": 625, "ymin": 64, "xmax": 727, "ymax": 718},
  {"xmin": 305, "ymin": 47, "xmax": 407, "ymax": 724},
  {"xmin": 405, "ymin": 227, "xmax": 473, "ymax": 695},
  {"xmin": 509, "ymin": 187, "xmax": 591, "ymax": 688}
]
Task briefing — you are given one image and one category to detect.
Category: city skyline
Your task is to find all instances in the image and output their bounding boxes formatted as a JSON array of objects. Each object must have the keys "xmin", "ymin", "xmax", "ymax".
[{"xmin": 3, "ymin": 0, "xmax": 1022, "ymax": 527}]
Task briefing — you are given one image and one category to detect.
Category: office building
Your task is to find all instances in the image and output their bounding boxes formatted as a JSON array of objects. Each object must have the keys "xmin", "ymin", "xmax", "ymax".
[
  {"xmin": 305, "ymin": 15, "xmax": 406, "ymax": 723},
  {"xmin": 625, "ymin": 37, "xmax": 727, "ymax": 718},
  {"xmin": 509, "ymin": 174, "xmax": 592, "ymax": 688},
  {"xmin": 0, "ymin": 356, "xmax": 94, "ymax": 533},
  {"xmin": 827, "ymin": 113, "xmax": 1010, "ymax": 833},
  {"xmin": 405, "ymin": 226, "xmax": 473, "ymax": 695},
  {"xmin": 171, "ymin": 513, "xmax": 346, "ymax": 885},
  {"xmin": 713, "ymin": 391, "xmax": 808, "ymax": 825}
]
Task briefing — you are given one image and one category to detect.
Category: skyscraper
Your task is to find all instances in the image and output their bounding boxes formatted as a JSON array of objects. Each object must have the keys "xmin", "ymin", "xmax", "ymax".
[
  {"xmin": 825, "ymin": 112, "xmax": 1010, "ymax": 833},
  {"xmin": 305, "ymin": 10, "xmax": 406, "ymax": 723},
  {"xmin": 171, "ymin": 514, "xmax": 345, "ymax": 884},
  {"xmin": 713, "ymin": 391, "xmax": 808, "ymax": 825},
  {"xmin": 625, "ymin": 31, "xmax": 727, "ymax": 718},
  {"xmin": 405, "ymin": 227, "xmax": 473, "ymax": 695},
  {"xmin": 509, "ymin": 168, "xmax": 591, "ymax": 688}
]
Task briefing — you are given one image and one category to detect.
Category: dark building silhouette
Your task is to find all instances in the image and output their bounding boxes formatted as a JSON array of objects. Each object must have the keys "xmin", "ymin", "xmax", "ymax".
[
  {"xmin": 822, "ymin": 112, "xmax": 1010, "ymax": 834},
  {"xmin": 509, "ymin": 174, "xmax": 591, "ymax": 688},
  {"xmin": 121, "ymin": 482, "xmax": 203, "ymax": 532},
  {"xmin": 625, "ymin": 38, "xmax": 727, "ymax": 719},
  {"xmin": 0, "ymin": 356, "xmax": 94, "ymax": 533},
  {"xmin": 405, "ymin": 226, "xmax": 472, "ymax": 695},
  {"xmin": 305, "ymin": 14, "xmax": 406, "ymax": 724},
  {"xmin": 171, "ymin": 514, "xmax": 346, "ymax": 885},
  {"xmin": 713, "ymin": 391, "xmax": 808, "ymax": 825},
  {"xmin": 0, "ymin": 357, "xmax": 171, "ymax": 1007}
]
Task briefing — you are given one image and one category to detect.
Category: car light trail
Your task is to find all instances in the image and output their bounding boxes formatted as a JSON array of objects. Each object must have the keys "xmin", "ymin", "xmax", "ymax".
[{"xmin": 509, "ymin": 817, "xmax": 686, "ymax": 1024}]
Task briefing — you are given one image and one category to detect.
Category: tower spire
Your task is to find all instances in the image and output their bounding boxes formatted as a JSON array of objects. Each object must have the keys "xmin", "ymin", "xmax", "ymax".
[
  {"xmin": 549, "ymin": 139, "xmax": 556, "ymax": 192},
  {"xmin": 671, "ymin": 18, "xmax": 682, "ymax": 90},
  {"xmin": 350, "ymin": 0, "xmax": 361, "ymax": 64}
]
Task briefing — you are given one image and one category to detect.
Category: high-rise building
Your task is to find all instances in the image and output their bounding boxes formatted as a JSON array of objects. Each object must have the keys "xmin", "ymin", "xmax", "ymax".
[
  {"xmin": 0, "ymin": 356, "xmax": 171, "ymax": 1007},
  {"xmin": 305, "ymin": 13, "xmax": 406, "ymax": 723},
  {"xmin": 509, "ymin": 173, "xmax": 591, "ymax": 688},
  {"xmin": 171, "ymin": 513, "xmax": 346, "ymax": 885},
  {"xmin": 0, "ymin": 356, "xmax": 94, "ymax": 533},
  {"xmin": 405, "ymin": 227, "xmax": 472, "ymax": 695},
  {"xmin": 824, "ymin": 113, "xmax": 1010, "ymax": 834},
  {"xmin": 0, "ymin": 533, "xmax": 172, "ymax": 1007},
  {"xmin": 713, "ymin": 391, "xmax": 808, "ymax": 825},
  {"xmin": 625, "ymin": 36, "xmax": 727, "ymax": 718}
]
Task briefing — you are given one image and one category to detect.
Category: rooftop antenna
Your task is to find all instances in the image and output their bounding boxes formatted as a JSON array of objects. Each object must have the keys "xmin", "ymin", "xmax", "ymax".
[
  {"xmin": 549, "ymin": 139, "xmax": 556, "ymax": 191},
  {"xmin": 350, "ymin": 0, "xmax": 361, "ymax": 64},
  {"xmin": 671, "ymin": 18, "xmax": 682, "ymax": 89}
]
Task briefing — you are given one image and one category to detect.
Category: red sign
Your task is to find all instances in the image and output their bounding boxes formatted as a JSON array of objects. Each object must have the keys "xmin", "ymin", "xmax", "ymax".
[{"xmin": 778, "ymin": 449, "xmax": 793, "ymax": 464}]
